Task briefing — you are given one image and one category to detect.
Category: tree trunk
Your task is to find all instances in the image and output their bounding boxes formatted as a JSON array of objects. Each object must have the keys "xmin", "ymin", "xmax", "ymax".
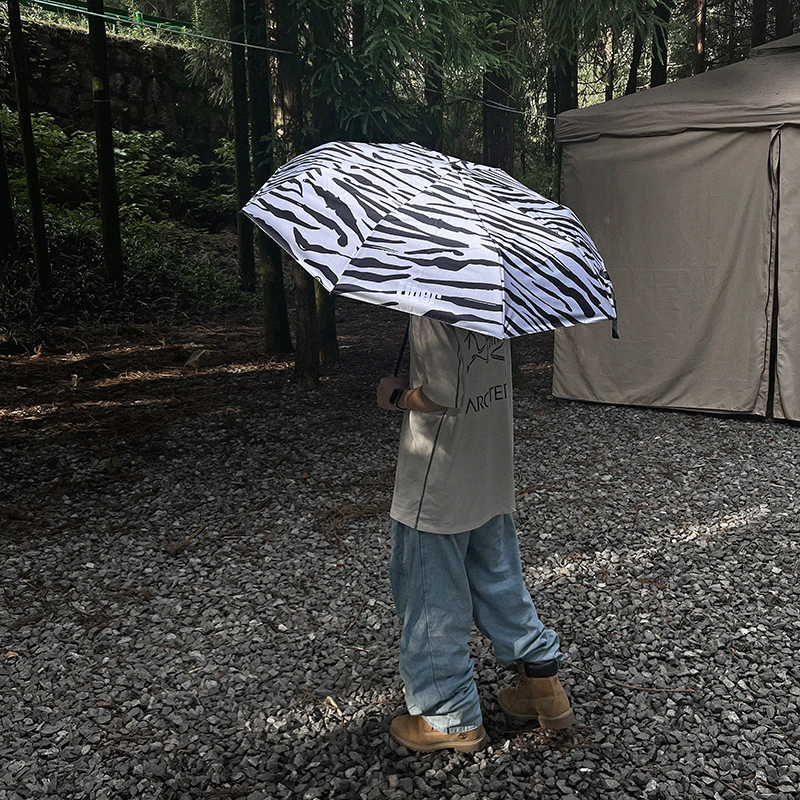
[
  {"xmin": 315, "ymin": 283, "xmax": 339, "ymax": 367},
  {"xmin": 247, "ymin": 0, "xmax": 292, "ymax": 353},
  {"xmin": 553, "ymin": 47, "xmax": 577, "ymax": 199},
  {"xmin": 650, "ymin": 1, "xmax": 672, "ymax": 87},
  {"xmin": 724, "ymin": 0, "xmax": 737, "ymax": 64},
  {"xmin": 87, "ymin": 0, "xmax": 124, "ymax": 286},
  {"xmin": 482, "ymin": 4, "xmax": 520, "ymax": 384},
  {"xmin": 695, "ymin": 0, "xmax": 707, "ymax": 74},
  {"xmin": 604, "ymin": 28, "xmax": 615, "ymax": 102},
  {"xmin": 352, "ymin": 1, "xmax": 365, "ymax": 50},
  {"xmin": 553, "ymin": 50, "xmax": 578, "ymax": 115},
  {"xmin": 230, "ymin": 0, "xmax": 256, "ymax": 292},
  {"xmin": 483, "ymin": 3, "xmax": 515, "ymax": 171},
  {"xmin": 272, "ymin": 0, "xmax": 303, "ymax": 160},
  {"xmin": 751, "ymin": 0, "xmax": 768, "ymax": 47},
  {"xmin": 424, "ymin": 54, "xmax": 445, "ymax": 152},
  {"xmin": 8, "ymin": 0, "xmax": 50, "ymax": 290},
  {"xmin": 544, "ymin": 66, "xmax": 556, "ymax": 164},
  {"xmin": 275, "ymin": 0, "xmax": 320, "ymax": 386},
  {"xmin": 625, "ymin": 28, "xmax": 644, "ymax": 94},
  {"xmin": 773, "ymin": 0, "xmax": 793, "ymax": 39},
  {"xmin": 307, "ymin": 3, "xmax": 337, "ymax": 145},
  {"xmin": 482, "ymin": 68, "xmax": 514, "ymax": 174},
  {"xmin": 244, "ymin": 0, "xmax": 268, "ymax": 191},
  {"xmin": 292, "ymin": 263, "xmax": 320, "ymax": 389},
  {"xmin": 306, "ymin": 0, "xmax": 342, "ymax": 370},
  {"xmin": 305, "ymin": 0, "xmax": 341, "ymax": 367},
  {"xmin": 245, "ymin": 0, "xmax": 269, "ymax": 189},
  {"xmin": 0, "ymin": 122, "xmax": 18, "ymax": 263},
  {"xmin": 422, "ymin": 1, "xmax": 445, "ymax": 151}
]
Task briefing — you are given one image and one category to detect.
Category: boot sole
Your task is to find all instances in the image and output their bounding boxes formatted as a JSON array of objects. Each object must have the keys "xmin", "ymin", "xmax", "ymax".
[
  {"xmin": 498, "ymin": 695, "xmax": 576, "ymax": 729},
  {"xmin": 539, "ymin": 709, "xmax": 576, "ymax": 730},
  {"xmin": 390, "ymin": 729, "xmax": 489, "ymax": 753}
]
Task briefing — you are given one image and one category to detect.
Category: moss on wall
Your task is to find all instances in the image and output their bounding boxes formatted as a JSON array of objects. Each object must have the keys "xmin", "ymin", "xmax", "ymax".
[{"xmin": 0, "ymin": 18, "xmax": 231, "ymax": 160}]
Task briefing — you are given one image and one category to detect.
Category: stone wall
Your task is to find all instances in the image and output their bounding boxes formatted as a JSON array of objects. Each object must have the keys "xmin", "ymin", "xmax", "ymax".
[{"xmin": 0, "ymin": 18, "xmax": 231, "ymax": 160}]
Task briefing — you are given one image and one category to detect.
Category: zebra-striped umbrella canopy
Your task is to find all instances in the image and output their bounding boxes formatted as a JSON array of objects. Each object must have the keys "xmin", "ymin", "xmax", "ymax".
[{"xmin": 242, "ymin": 141, "xmax": 616, "ymax": 339}]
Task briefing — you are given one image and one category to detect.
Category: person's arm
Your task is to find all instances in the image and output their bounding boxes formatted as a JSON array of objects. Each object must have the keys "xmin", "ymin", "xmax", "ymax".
[
  {"xmin": 398, "ymin": 385, "xmax": 447, "ymax": 413},
  {"xmin": 377, "ymin": 376, "xmax": 447, "ymax": 413}
]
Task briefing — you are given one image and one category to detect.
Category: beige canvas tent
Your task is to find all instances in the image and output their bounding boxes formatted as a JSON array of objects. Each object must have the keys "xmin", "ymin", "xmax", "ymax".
[{"xmin": 552, "ymin": 34, "xmax": 800, "ymax": 420}]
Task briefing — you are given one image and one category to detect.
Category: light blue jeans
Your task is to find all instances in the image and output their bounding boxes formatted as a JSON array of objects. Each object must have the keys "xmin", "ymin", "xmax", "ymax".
[{"xmin": 389, "ymin": 514, "xmax": 562, "ymax": 734}]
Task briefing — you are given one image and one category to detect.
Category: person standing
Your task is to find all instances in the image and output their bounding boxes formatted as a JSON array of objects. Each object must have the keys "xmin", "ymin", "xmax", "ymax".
[{"xmin": 377, "ymin": 315, "xmax": 575, "ymax": 753}]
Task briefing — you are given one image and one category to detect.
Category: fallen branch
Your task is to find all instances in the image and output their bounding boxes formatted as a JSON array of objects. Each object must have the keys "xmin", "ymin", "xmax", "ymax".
[
  {"xmin": 165, "ymin": 525, "xmax": 206, "ymax": 555},
  {"xmin": 342, "ymin": 596, "xmax": 368, "ymax": 635},
  {"xmin": 702, "ymin": 769, "xmax": 750, "ymax": 798},
  {"xmin": 572, "ymin": 665, "xmax": 695, "ymax": 694}
]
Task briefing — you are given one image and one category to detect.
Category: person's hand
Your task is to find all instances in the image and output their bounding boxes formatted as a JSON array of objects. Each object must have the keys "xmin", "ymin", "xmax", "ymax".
[{"xmin": 377, "ymin": 376, "xmax": 407, "ymax": 410}]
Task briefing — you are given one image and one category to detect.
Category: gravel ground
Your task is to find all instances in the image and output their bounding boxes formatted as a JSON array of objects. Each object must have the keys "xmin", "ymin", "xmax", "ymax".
[{"xmin": 2, "ymin": 301, "xmax": 799, "ymax": 800}]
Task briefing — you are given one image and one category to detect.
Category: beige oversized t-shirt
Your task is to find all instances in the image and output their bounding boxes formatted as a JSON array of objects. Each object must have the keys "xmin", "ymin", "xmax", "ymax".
[{"xmin": 390, "ymin": 316, "xmax": 515, "ymax": 534}]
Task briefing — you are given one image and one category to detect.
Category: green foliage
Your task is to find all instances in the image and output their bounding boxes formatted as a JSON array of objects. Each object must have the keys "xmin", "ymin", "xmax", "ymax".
[
  {"xmin": 0, "ymin": 220, "xmax": 242, "ymax": 349},
  {"xmin": 180, "ymin": 0, "xmax": 231, "ymax": 107},
  {"xmin": 9, "ymin": 0, "xmax": 192, "ymax": 42},
  {"xmin": 541, "ymin": 0, "xmax": 662, "ymax": 55},
  {"xmin": 122, "ymin": 217, "xmax": 241, "ymax": 306},
  {"xmin": 310, "ymin": 56, "xmax": 420, "ymax": 142},
  {"xmin": 1, "ymin": 0, "xmax": 771, "ymax": 352},
  {"xmin": 302, "ymin": 0, "xmax": 427, "ymax": 143},
  {"xmin": 0, "ymin": 108, "xmax": 203, "ymax": 221},
  {"xmin": 0, "ymin": 106, "xmax": 244, "ymax": 348},
  {"xmin": 191, "ymin": 138, "xmax": 237, "ymax": 218}
]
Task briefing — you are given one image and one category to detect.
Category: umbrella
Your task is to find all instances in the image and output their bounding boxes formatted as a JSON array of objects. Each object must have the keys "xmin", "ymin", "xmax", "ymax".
[{"xmin": 242, "ymin": 141, "xmax": 616, "ymax": 341}]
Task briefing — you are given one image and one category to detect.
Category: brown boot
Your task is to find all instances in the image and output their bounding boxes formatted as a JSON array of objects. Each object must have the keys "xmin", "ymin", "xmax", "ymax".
[
  {"xmin": 498, "ymin": 662, "xmax": 576, "ymax": 729},
  {"xmin": 390, "ymin": 715, "xmax": 488, "ymax": 753}
]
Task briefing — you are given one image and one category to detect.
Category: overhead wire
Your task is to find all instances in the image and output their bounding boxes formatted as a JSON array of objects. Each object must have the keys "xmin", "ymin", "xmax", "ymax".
[
  {"xmin": 28, "ymin": 0, "xmax": 295, "ymax": 54},
  {"xmin": 22, "ymin": 1, "xmax": 557, "ymax": 121}
]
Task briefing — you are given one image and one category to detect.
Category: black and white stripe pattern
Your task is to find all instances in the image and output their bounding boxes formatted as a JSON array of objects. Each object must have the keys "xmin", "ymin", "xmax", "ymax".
[{"xmin": 243, "ymin": 141, "xmax": 616, "ymax": 339}]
